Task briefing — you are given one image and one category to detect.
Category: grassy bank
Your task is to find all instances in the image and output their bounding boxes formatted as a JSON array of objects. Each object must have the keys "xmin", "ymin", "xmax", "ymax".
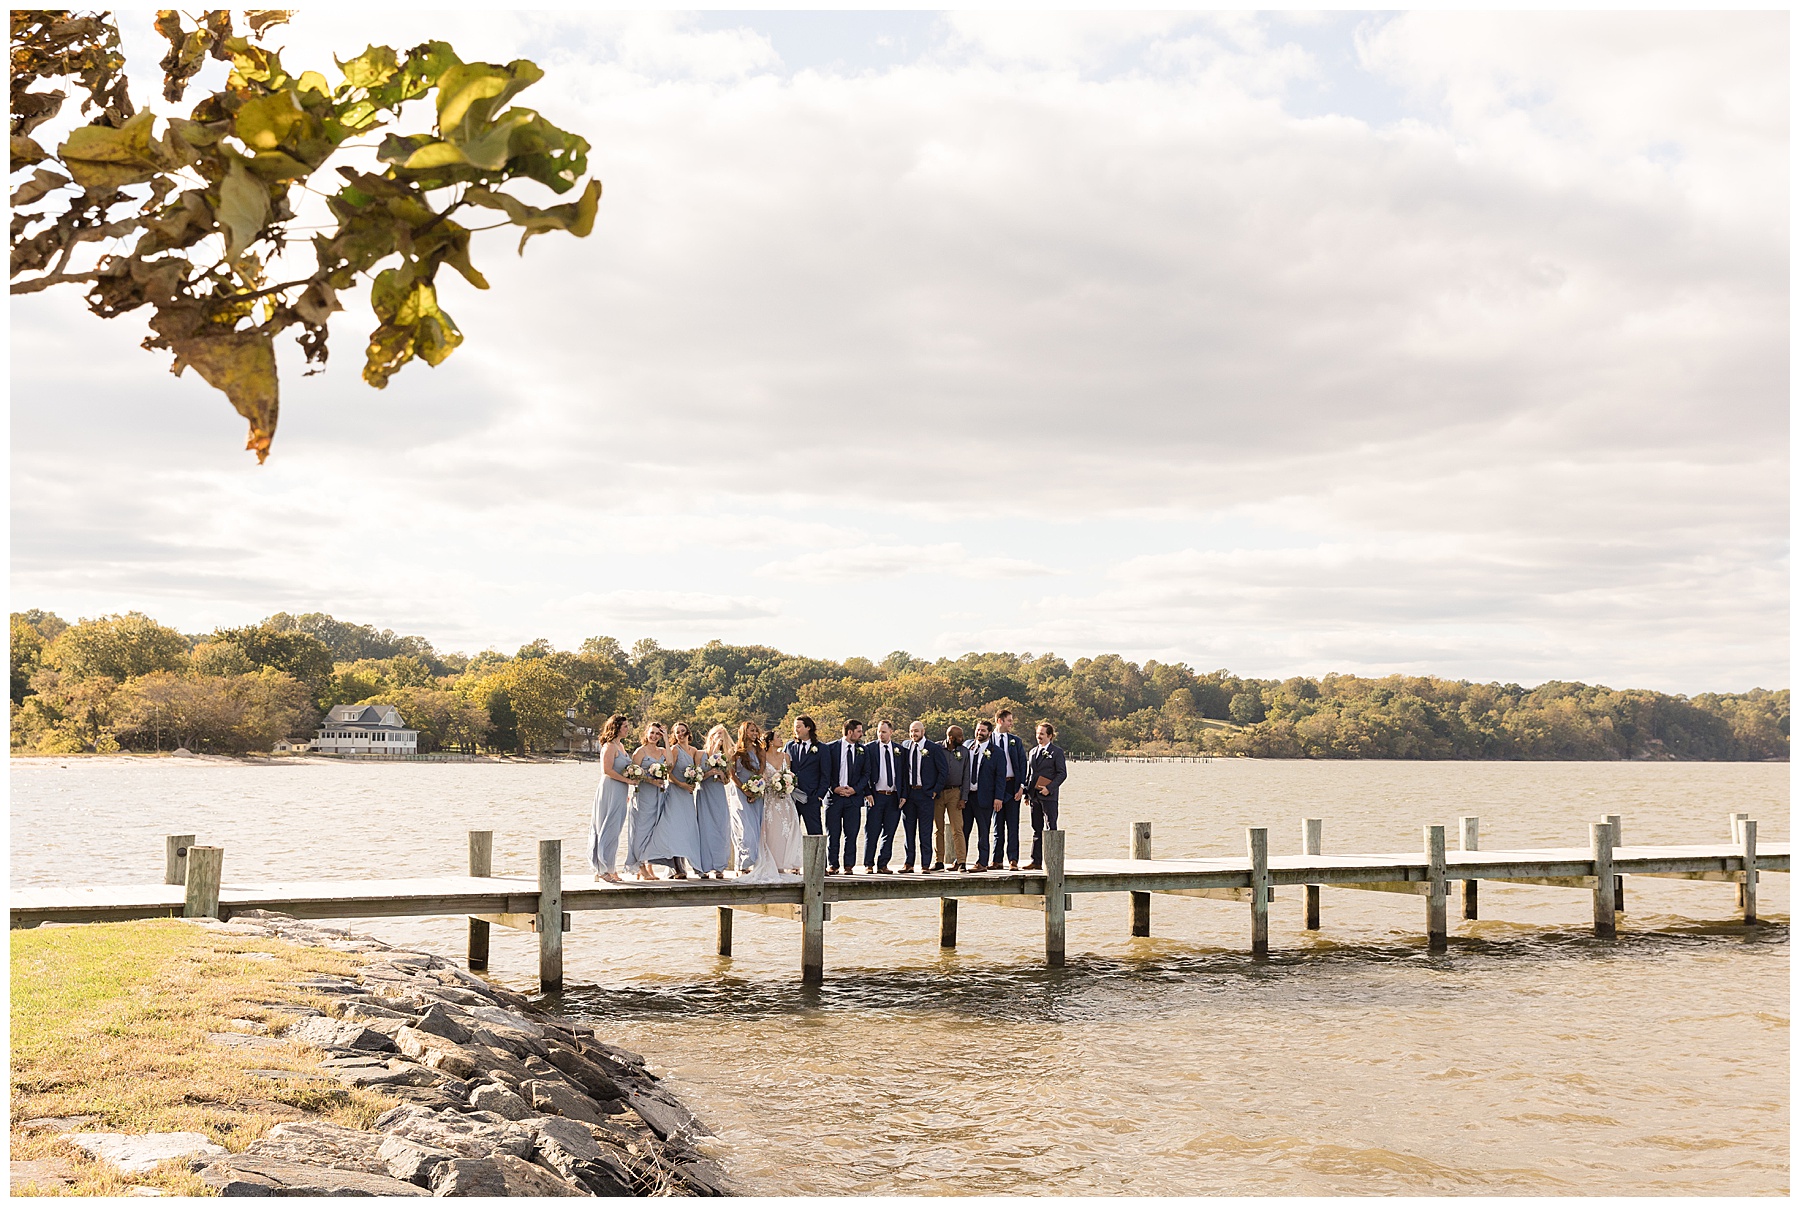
[{"xmin": 10, "ymin": 920, "xmax": 397, "ymax": 1196}]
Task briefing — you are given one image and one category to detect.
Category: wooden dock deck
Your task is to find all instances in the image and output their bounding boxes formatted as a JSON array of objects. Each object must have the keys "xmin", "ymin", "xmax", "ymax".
[{"xmin": 10, "ymin": 815, "xmax": 1784, "ymax": 990}]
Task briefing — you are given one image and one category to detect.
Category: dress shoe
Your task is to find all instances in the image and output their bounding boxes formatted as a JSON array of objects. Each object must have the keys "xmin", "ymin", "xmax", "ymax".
[
  {"xmin": 971, "ymin": 863, "xmax": 989, "ymax": 872},
  {"xmin": 877, "ymin": 866, "xmax": 894, "ymax": 875},
  {"xmin": 898, "ymin": 866, "xmax": 915, "ymax": 874},
  {"xmin": 1024, "ymin": 861, "xmax": 1043, "ymax": 871},
  {"xmin": 827, "ymin": 867, "xmax": 840, "ymax": 875},
  {"xmin": 1009, "ymin": 861, "xmax": 1020, "ymax": 871},
  {"xmin": 930, "ymin": 863, "xmax": 945, "ymax": 872}
]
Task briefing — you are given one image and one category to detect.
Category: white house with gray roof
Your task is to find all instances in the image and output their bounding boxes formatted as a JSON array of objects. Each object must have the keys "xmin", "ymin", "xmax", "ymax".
[{"xmin": 313, "ymin": 704, "xmax": 419, "ymax": 755}]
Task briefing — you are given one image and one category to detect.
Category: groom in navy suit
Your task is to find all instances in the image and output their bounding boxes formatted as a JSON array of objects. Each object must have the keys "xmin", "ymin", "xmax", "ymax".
[
  {"xmin": 822, "ymin": 719, "xmax": 870, "ymax": 874},
  {"xmin": 861, "ymin": 720, "xmax": 906, "ymax": 873},
  {"xmin": 785, "ymin": 715, "xmax": 829, "ymax": 836},
  {"xmin": 988, "ymin": 708, "xmax": 1029, "ymax": 870},
  {"xmin": 962, "ymin": 719, "xmax": 1005, "ymax": 871}
]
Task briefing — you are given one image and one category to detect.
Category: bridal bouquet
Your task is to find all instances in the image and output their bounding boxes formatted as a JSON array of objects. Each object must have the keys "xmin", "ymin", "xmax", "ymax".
[
  {"xmin": 704, "ymin": 752, "xmax": 729, "ymax": 773},
  {"xmin": 742, "ymin": 775, "xmax": 767, "ymax": 798},
  {"xmin": 681, "ymin": 764, "xmax": 704, "ymax": 786},
  {"xmin": 771, "ymin": 768, "xmax": 797, "ymax": 796},
  {"xmin": 644, "ymin": 761, "xmax": 671, "ymax": 785},
  {"xmin": 622, "ymin": 763, "xmax": 646, "ymax": 783}
]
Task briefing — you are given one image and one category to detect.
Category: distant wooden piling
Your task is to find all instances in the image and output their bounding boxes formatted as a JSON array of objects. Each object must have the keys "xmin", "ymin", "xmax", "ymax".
[
  {"xmin": 1604, "ymin": 814, "xmax": 1624, "ymax": 914},
  {"xmin": 940, "ymin": 897, "xmax": 958, "ymax": 948},
  {"xmin": 1247, "ymin": 827, "xmax": 1269, "ymax": 957},
  {"xmin": 1459, "ymin": 817, "xmax": 1479, "ymax": 920},
  {"xmin": 184, "ymin": 845, "xmax": 222, "ymax": 919},
  {"xmin": 165, "ymin": 834, "xmax": 195, "ymax": 887},
  {"xmin": 1303, "ymin": 818, "xmax": 1322, "ymax": 930},
  {"xmin": 467, "ymin": 830, "xmax": 492, "ymax": 971},
  {"xmin": 537, "ymin": 839, "xmax": 563, "ymax": 993},
  {"xmin": 1730, "ymin": 813, "xmax": 1751, "ymax": 907},
  {"xmin": 1741, "ymin": 819, "xmax": 1758, "ymax": 925},
  {"xmin": 1425, "ymin": 825, "xmax": 1447, "ymax": 951},
  {"xmin": 1045, "ymin": 829, "xmax": 1067, "ymax": 967},
  {"xmin": 1590, "ymin": 822, "xmax": 1615, "ymax": 939},
  {"xmin": 1130, "ymin": 822, "xmax": 1152, "ymax": 936},
  {"xmin": 801, "ymin": 834, "xmax": 826, "ymax": 984},
  {"xmin": 716, "ymin": 906, "xmax": 733, "ymax": 957}
]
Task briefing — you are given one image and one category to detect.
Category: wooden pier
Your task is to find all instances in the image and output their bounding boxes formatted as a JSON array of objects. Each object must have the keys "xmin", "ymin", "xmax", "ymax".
[{"xmin": 10, "ymin": 815, "xmax": 1783, "ymax": 991}]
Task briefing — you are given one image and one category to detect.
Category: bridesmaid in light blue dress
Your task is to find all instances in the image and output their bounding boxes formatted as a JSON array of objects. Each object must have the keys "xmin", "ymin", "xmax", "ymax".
[
  {"xmin": 731, "ymin": 720, "xmax": 767, "ymax": 873},
  {"xmin": 694, "ymin": 725, "xmax": 735, "ymax": 879},
  {"xmin": 588, "ymin": 714, "xmax": 633, "ymax": 883},
  {"xmin": 641, "ymin": 722, "xmax": 704, "ymax": 878},
  {"xmin": 626, "ymin": 721, "xmax": 672, "ymax": 880}
]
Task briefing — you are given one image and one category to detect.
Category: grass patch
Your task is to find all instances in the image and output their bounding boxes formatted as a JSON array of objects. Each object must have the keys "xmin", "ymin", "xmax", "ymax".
[{"xmin": 11, "ymin": 919, "xmax": 400, "ymax": 1196}]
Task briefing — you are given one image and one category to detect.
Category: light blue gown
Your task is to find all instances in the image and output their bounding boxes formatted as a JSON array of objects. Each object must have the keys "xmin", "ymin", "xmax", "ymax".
[
  {"xmin": 694, "ymin": 754, "xmax": 733, "ymax": 874},
  {"xmin": 588, "ymin": 746, "xmax": 632, "ymax": 875},
  {"xmin": 641, "ymin": 745, "xmax": 703, "ymax": 870},
  {"xmin": 625, "ymin": 751, "xmax": 669, "ymax": 869},
  {"xmin": 734, "ymin": 752, "xmax": 765, "ymax": 870}
]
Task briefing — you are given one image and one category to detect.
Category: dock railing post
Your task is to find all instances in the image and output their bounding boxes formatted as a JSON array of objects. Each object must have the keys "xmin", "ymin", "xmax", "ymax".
[
  {"xmin": 165, "ymin": 834, "xmax": 195, "ymax": 886},
  {"xmin": 801, "ymin": 833, "xmax": 826, "ymax": 984},
  {"xmin": 1740, "ymin": 818, "xmax": 1757, "ymax": 925},
  {"xmin": 1458, "ymin": 817, "xmax": 1479, "ymax": 920},
  {"xmin": 537, "ymin": 839, "xmax": 563, "ymax": 993},
  {"xmin": 468, "ymin": 830, "xmax": 492, "ymax": 972},
  {"xmin": 1425, "ymin": 825, "xmax": 1447, "ymax": 951},
  {"xmin": 940, "ymin": 897, "xmax": 958, "ymax": 949},
  {"xmin": 184, "ymin": 845, "xmax": 222, "ymax": 919},
  {"xmin": 1130, "ymin": 821, "xmax": 1152, "ymax": 937},
  {"xmin": 1044, "ymin": 829, "xmax": 1066, "ymax": 968},
  {"xmin": 716, "ymin": 907, "xmax": 733, "ymax": 957},
  {"xmin": 1302, "ymin": 818, "xmax": 1322, "ymax": 930},
  {"xmin": 1603, "ymin": 813, "xmax": 1623, "ymax": 914},
  {"xmin": 1247, "ymin": 827, "xmax": 1269, "ymax": 957},
  {"xmin": 1729, "ymin": 813, "xmax": 1750, "ymax": 907},
  {"xmin": 1590, "ymin": 821, "xmax": 1615, "ymax": 939}
]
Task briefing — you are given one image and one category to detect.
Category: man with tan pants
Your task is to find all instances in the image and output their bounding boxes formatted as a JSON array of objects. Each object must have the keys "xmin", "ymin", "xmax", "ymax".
[{"xmin": 933, "ymin": 724, "xmax": 969, "ymax": 871}]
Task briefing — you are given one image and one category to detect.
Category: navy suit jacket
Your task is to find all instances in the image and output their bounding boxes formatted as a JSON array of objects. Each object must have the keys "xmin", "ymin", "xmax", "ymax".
[
  {"xmin": 992, "ymin": 732, "xmax": 1028, "ymax": 797},
  {"xmin": 901, "ymin": 739, "xmax": 949, "ymax": 797},
  {"xmin": 785, "ymin": 738, "xmax": 830, "ymax": 804},
  {"xmin": 823, "ymin": 737, "xmax": 871, "ymax": 798},
  {"xmin": 965, "ymin": 739, "xmax": 1007, "ymax": 808},
  {"xmin": 866, "ymin": 740, "xmax": 906, "ymax": 795},
  {"xmin": 1023, "ymin": 742, "xmax": 1068, "ymax": 806}
]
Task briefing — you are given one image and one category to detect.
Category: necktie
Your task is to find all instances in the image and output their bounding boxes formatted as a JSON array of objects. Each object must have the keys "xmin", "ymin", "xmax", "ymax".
[
  {"xmin": 882, "ymin": 744, "xmax": 892, "ymax": 790},
  {"xmin": 912, "ymin": 743, "xmax": 921, "ymax": 781},
  {"xmin": 1000, "ymin": 735, "xmax": 1013, "ymax": 777},
  {"xmin": 840, "ymin": 741, "xmax": 849, "ymax": 785}
]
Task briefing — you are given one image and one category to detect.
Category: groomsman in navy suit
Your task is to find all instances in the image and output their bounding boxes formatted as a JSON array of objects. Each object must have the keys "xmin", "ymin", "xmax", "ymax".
[
  {"xmin": 861, "ymin": 720, "xmax": 906, "ymax": 873},
  {"xmin": 898, "ymin": 720, "xmax": 948, "ymax": 873},
  {"xmin": 785, "ymin": 715, "xmax": 829, "ymax": 836},
  {"xmin": 1022, "ymin": 720, "xmax": 1069, "ymax": 870},
  {"xmin": 989, "ymin": 709, "xmax": 1028, "ymax": 871},
  {"xmin": 962, "ymin": 719, "xmax": 1006, "ymax": 871},
  {"xmin": 822, "ymin": 720, "xmax": 870, "ymax": 874}
]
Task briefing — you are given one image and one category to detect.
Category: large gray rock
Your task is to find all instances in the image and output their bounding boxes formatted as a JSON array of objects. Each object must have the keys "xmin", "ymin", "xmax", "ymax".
[
  {"xmin": 411, "ymin": 1005, "xmax": 471, "ymax": 1045},
  {"xmin": 468, "ymin": 1082, "xmax": 535, "ymax": 1121},
  {"xmin": 545, "ymin": 1043, "xmax": 623, "ymax": 1100},
  {"xmin": 431, "ymin": 1157, "xmax": 508, "ymax": 1197},
  {"xmin": 525, "ymin": 1119, "xmax": 636, "ymax": 1197},
  {"xmin": 198, "ymin": 1155, "xmax": 430, "ymax": 1197},
  {"xmin": 384, "ymin": 1111, "xmax": 533, "ymax": 1161},
  {"xmin": 378, "ymin": 1134, "xmax": 454, "ymax": 1187},
  {"xmin": 244, "ymin": 1119, "xmax": 387, "ymax": 1175},
  {"xmin": 206, "ymin": 1031, "xmax": 288, "ymax": 1050},
  {"xmin": 676, "ymin": 1157, "xmax": 734, "ymax": 1197},
  {"xmin": 626, "ymin": 1089, "xmax": 707, "ymax": 1141},
  {"xmin": 492, "ymin": 1153, "xmax": 589, "ymax": 1196},
  {"xmin": 285, "ymin": 1015, "xmax": 397, "ymax": 1054},
  {"xmin": 524, "ymin": 1078, "xmax": 607, "ymax": 1126},
  {"xmin": 65, "ymin": 1132, "xmax": 226, "ymax": 1174},
  {"xmin": 331, "ymin": 998, "xmax": 418, "ymax": 1022},
  {"xmin": 332, "ymin": 1062, "xmax": 449, "ymax": 1090}
]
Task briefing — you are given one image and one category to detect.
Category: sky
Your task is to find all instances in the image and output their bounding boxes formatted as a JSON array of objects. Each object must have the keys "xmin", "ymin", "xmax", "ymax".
[{"xmin": 9, "ymin": 11, "xmax": 1789, "ymax": 693}]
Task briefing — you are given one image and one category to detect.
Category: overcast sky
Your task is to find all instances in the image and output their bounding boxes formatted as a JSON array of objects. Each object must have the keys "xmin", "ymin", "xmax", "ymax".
[{"xmin": 10, "ymin": 11, "xmax": 1788, "ymax": 693}]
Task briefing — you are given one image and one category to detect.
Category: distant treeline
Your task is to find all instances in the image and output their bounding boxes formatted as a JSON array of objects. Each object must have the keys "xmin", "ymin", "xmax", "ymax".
[{"xmin": 9, "ymin": 609, "xmax": 1788, "ymax": 761}]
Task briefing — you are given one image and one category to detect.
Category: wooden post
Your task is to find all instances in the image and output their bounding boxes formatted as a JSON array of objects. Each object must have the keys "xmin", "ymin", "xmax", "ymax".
[
  {"xmin": 165, "ymin": 834, "xmax": 195, "ymax": 886},
  {"xmin": 184, "ymin": 845, "xmax": 222, "ymax": 919},
  {"xmin": 801, "ymin": 834, "xmax": 826, "ymax": 984},
  {"xmin": 1729, "ymin": 813, "xmax": 1750, "ymax": 907},
  {"xmin": 716, "ymin": 907, "xmax": 733, "ymax": 957},
  {"xmin": 1425, "ymin": 825, "xmax": 1447, "ymax": 951},
  {"xmin": 1590, "ymin": 821, "xmax": 1615, "ymax": 939},
  {"xmin": 1247, "ymin": 827, "xmax": 1269, "ymax": 957},
  {"xmin": 1740, "ymin": 818, "xmax": 1757, "ymax": 925},
  {"xmin": 468, "ymin": 830, "xmax": 492, "ymax": 972},
  {"xmin": 1130, "ymin": 821, "xmax": 1152, "ymax": 937},
  {"xmin": 1603, "ymin": 813, "xmax": 1624, "ymax": 915},
  {"xmin": 1302, "ymin": 818, "xmax": 1322, "ymax": 931},
  {"xmin": 537, "ymin": 839, "xmax": 563, "ymax": 993},
  {"xmin": 1459, "ymin": 816, "xmax": 1479, "ymax": 921},
  {"xmin": 940, "ymin": 897, "xmax": 958, "ymax": 949},
  {"xmin": 1044, "ymin": 829, "xmax": 1067, "ymax": 968}
]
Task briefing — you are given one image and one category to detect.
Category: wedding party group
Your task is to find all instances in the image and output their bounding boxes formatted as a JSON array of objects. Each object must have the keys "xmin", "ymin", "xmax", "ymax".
[{"xmin": 587, "ymin": 708, "xmax": 1070, "ymax": 883}]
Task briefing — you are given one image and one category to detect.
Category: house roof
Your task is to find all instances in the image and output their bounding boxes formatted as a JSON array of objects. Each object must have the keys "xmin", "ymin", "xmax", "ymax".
[{"xmin": 323, "ymin": 704, "xmax": 407, "ymax": 728}]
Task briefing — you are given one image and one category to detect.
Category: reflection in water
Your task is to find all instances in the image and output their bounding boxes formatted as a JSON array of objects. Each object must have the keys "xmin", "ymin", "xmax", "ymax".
[{"xmin": 10, "ymin": 758, "xmax": 1789, "ymax": 1195}]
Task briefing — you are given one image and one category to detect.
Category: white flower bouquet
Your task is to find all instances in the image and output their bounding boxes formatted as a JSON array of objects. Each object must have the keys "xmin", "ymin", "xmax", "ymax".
[
  {"xmin": 772, "ymin": 768, "xmax": 797, "ymax": 796},
  {"xmin": 742, "ymin": 775, "xmax": 767, "ymax": 798},
  {"xmin": 681, "ymin": 764, "xmax": 703, "ymax": 786},
  {"xmin": 623, "ymin": 763, "xmax": 646, "ymax": 783},
  {"xmin": 644, "ymin": 761, "xmax": 671, "ymax": 785},
  {"xmin": 704, "ymin": 752, "xmax": 729, "ymax": 772}
]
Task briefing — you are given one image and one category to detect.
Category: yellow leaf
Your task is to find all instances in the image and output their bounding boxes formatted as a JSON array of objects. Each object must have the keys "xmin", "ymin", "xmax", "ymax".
[
  {"xmin": 167, "ymin": 329, "xmax": 280, "ymax": 463},
  {"xmin": 218, "ymin": 158, "xmax": 270, "ymax": 261}
]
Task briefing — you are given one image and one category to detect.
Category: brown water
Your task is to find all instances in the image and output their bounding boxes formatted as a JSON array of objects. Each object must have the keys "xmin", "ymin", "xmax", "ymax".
[{"xmin": 9, "ymin": 758, "xmax": 1789, "ymax": 1194}]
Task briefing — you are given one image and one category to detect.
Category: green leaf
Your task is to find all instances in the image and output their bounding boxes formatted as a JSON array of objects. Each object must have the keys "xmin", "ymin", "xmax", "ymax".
[
  {"xmin": 364, "ymin": 268, "xmax": 463, "ymax": 386},
  {"xmin": 435, "ymin": 60, "xmax": 543, "ymax": 138},
  {"xmin": 400, "ymin": 140, "xmax": 468, "ymax": 171},
  {"xmin": 60, "ymin": 111, "xmax": 163, "ymax": 191},
  {"xmin": 450, "ymin": 106, "xmax": 537, "ymax": 171},
  {"xmin": 464, "ymin": 178, "xmax": 602, "ymax": 252},
  {"xmin": 218, "ymin": 157, "xmax": 271, "ymax": 260},
  {"xmin": 234, "ymin": 89, "xmax": 308, "ymax": 151},
  {"xmin": 337, "ymin": 44, "xmax": 398, "ymax": 90}
]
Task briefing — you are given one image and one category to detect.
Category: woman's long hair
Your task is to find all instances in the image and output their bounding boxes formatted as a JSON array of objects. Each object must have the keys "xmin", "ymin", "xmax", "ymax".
[
  {"xmin": 599, "ymin": 714, "xmax": 628, "ymax": 743},
  {"xmin": 735, "ymin": 720, "xmax": 763, "ymax": 771},
  {"xmin": 704, "ymin": 724, "xmax": 734, "ymax": 761}
]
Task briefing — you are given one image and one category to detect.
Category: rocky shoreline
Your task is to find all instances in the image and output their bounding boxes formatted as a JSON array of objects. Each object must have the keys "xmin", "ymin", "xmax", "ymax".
[{"xmin": 175, "ymin": 911, "xmax": 729, "ymax": 1197}]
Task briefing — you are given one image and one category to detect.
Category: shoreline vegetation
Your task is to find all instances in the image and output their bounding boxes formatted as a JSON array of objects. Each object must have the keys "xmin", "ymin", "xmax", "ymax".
[
  {"xmin": 10, "ymin": 914, "xmax": 725, "ymax": 1197},
  {"xmin": 12, "ymin": 610, "xmax": 1787, "ymax": 762}
]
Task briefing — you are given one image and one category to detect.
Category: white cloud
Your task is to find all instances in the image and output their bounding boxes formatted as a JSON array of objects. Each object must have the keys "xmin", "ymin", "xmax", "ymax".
[
  {"xmin": 756, "ymin": 543, "xmax": 1053, "ymax": 583},
  {"xmin": 551, "ymin": 591, "xmax": 780, "ymax": 625}
]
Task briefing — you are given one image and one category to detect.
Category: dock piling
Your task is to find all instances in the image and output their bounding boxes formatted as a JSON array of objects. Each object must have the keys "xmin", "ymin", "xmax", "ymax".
[
  {"xmin": 468, "ymin": 830, "xmax": 493, "ymax": 971},
  {"xmin": 1130, "ymin": 821, "xmax": 1152, "ymax": 936},
  {"xmin": 1045, "ymin": 829, "xmax": 1067, "ymax": 967},
  {"xmin": 1425, "ymin": 825, "xmax": 1447, "ymax": 950},
  {"xmin": 1303, "ymin": 818, "xmax": 1323, "ymax": 930},
  {"xmin": 1459, "ymin": 817, "xmax": 1479, "ymax": 920},
  {"xmin": 1741, "ymin": 818, "xmax": 1758, "ymax": 925},
  {"xmin": 801, "ymin": 834, "xmax": 825, "ymax": 984},
  {"xmin": 716, "ymin": 906, "xmax": 733, "ymax": 957},
  {"xmin": 1590, "ymin": 821, "xmax": 1616, "ymax": 938},
  {"xmin": 537, "ymin": 839, "xmax": 563, "ymax": 993},
  {"xmin": 184, "ymin": 845, "xmax": 222, "ymax": 919},
  {"xmin": 1604, "ymin": 814, "xmax": 1624, "ymax": 914},
  {"xmin": 1730, "ymin": 813, "xmax": 1750, "ymax": 907},
  {"xmin": 165, "ymin": 834, "xmax": 195, "ymax": 886},
  {"xmin": 940, "ymin": 897, "xmax": 958, "ymax": 948},
  {"xmin": 1247, "ymin": 827, "xmax": 1269, "ymax": 957}
]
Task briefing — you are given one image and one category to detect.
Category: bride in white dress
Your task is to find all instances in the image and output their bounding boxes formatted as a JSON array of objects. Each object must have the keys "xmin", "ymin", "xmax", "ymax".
[{"xmin": 738, "ymin": 732, "xmax": 803, "ymax": 882}]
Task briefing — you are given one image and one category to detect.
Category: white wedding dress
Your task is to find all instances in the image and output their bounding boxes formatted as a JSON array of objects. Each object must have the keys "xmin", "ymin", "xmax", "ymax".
[{"xmin": 739, "ymin": 774, "xmax": 803, "ymax": 882}]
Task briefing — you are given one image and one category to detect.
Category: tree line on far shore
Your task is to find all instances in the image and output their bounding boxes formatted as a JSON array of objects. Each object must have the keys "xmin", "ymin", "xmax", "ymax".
[{"xmin": 8, "ymin": 610, "xmax": 1789, "ymax": 762}]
